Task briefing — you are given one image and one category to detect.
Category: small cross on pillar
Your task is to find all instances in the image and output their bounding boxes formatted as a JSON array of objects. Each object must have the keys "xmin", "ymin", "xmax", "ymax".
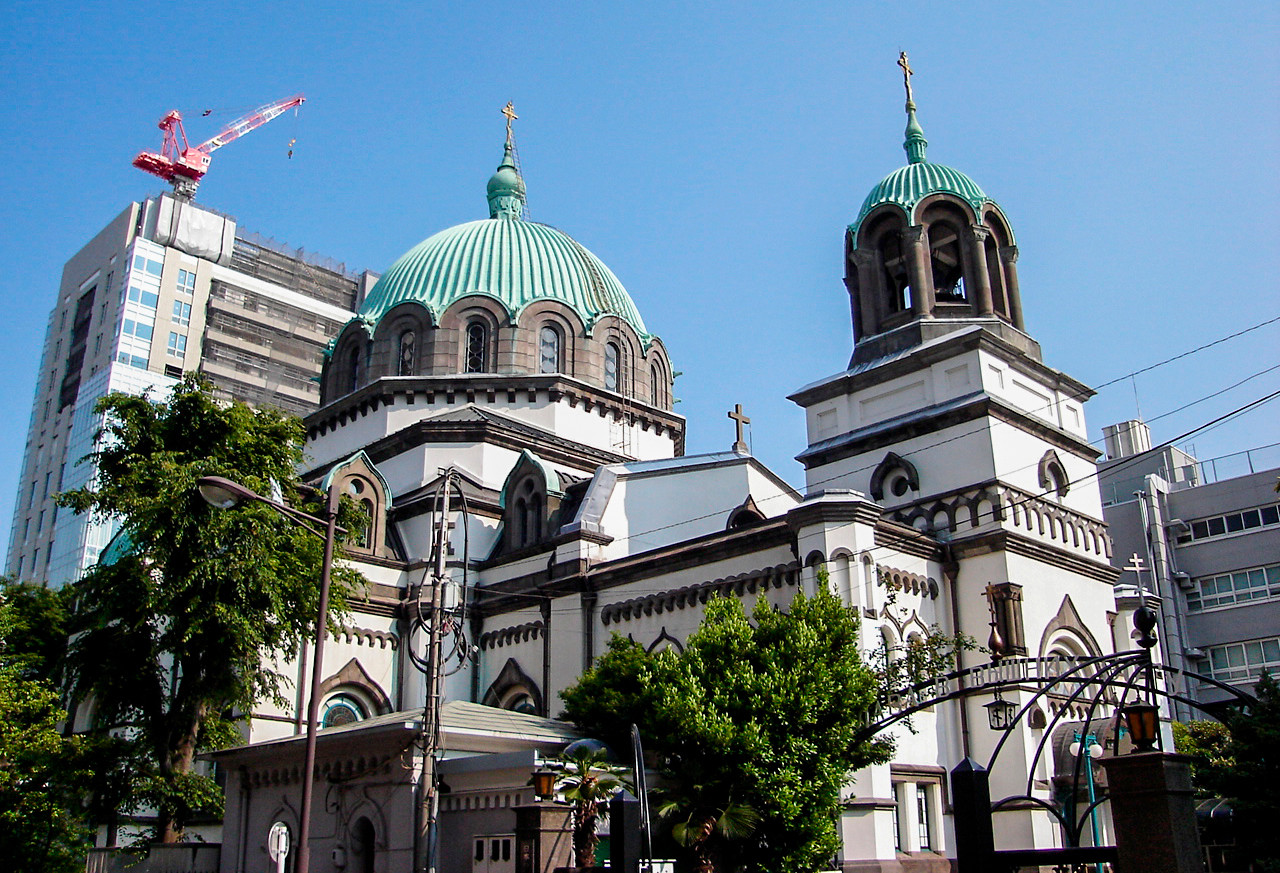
[{"xmin": 728, "ymin": 404, "xmax": 751, "ymax": 454}]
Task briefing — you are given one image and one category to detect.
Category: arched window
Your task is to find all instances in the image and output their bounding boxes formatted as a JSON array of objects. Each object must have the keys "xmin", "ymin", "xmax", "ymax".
[
  {"xmin": 397, "ymin": 329, "xmax": 416, "ymax": 376},
  {"xmin": 879, "ymin": 233, "xmax": 911, "ymax": 312},
  {"xmin": 356, "ymin": 498, "xmax": 374, "ymax": 549},
  {"xmin": 511, "ymin": 478, "xmax": 543, "ymax": 548},
  {"xmin": 347, "ymin": 345, "xmax": 362, "ymax": 393},
  {"xmin": 650, "ymin": 363, "xmax": 662, "ymax": 406},
  {"xmin": 465, "ymin": 320, "xmax": 488, "ymax": 373},
  {"xmin": 929, "ymin": 222, "xmax": 965, "ymax": 300},
  {"xmin": 538, "ymin": 325, "xmax": 561, "ymax": 374},
  {"xmin": 862, "ymin": 554, "xmax": 878, "ymax": 612},
  {"xmin": 604, "ymin": 341, "xmax": 620, "ymax": 392},
  {"xmin": 322, "ymin": 693, "xmax": 367, "ymax": 727},
  {"xmin": 351, "ymin": 817, "xmax": 376, "ymax": 873}
]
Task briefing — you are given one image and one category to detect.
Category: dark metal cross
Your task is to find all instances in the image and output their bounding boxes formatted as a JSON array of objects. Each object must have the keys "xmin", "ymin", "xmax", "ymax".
[{"xmin": 728, "ymin": 404, "xmax": 750, "ymax": 454}]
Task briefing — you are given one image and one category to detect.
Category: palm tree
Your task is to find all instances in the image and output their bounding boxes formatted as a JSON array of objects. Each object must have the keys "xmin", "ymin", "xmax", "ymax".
[
  {"xmin": 555, "ymin": 744, "xmax": 631, "ymax": 868},
  {"xmin": 655, "ymin": 785, "xmax": 760, "ymax": 873}
]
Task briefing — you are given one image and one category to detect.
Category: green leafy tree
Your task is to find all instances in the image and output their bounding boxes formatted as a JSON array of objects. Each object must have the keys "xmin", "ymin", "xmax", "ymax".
[
  {"xmin": 1171, "ymin": 718, "xmax": 1233, "ymax": 794},
  {"xmin": 0, "ymin": 583, "xmax": 92, "ymax": 872},
  {"xmin": 56, "ymin": 376, "xmax": 363, "ymax": 844},
  {"xmin": 1215, "ymin": 674, "xmax": 1280, "ymax": 871},
  {"xmin": 554, "ymin": 745, "xmax": 631, "ymax": 868},
  {"xmin": 562, "ymin": 587, "xmax": 918, "ymax": 873}
]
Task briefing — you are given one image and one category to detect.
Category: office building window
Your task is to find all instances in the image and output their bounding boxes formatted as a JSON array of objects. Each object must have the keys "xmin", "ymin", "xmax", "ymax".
[
  {"xmin": 1205, "ymin": 637, "xmax": 1280, "ymax": 684},
  {"xmin": 1179, "ymin": 504, "xmax": 1280, "ymax": 544},
  {"xmin": 1187, "ymin": 563, "xmax": 1280, "ymax": 612}
]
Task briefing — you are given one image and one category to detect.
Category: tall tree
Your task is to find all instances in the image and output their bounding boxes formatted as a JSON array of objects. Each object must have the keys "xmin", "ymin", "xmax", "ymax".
[
  {"xmin": 562, "ymin": 588, "xmax": 906, "ymax": 873},
  {"xmin": 56, "ymin": 376, "xmax": 363, "ymax": 844},
  {"xmin": 0, "ymin": 581, "xmax": 91, "ymax": 872}
]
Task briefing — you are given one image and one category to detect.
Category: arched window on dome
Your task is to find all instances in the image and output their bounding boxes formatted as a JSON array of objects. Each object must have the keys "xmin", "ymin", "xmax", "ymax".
[
  {"xmin": 604, "ymin": 341, "xmax": 621, "ymax": 393},
  {"xmin": 465, "ymin": 320, "xmax": 489, "ymax": 373},
  {"xmin": 397, "ymin": 329, "xmax": 416, "ymax": 376},
  {"xmin": 878, "ymin": 232, "xmax": 912, "ymax": 313},
  {"xmin": 347, "ymin": 345, "xmax": 362, "ymax": 394},
  {"xmin": 929, "ymin": 221, "xmax": 966, "ymax": 301},
  {"xmin": 650, "ymin": 363, "xmax": 662, "ymax": 406},
  {"xmin": 538, "ymin": 324, "xmax": 562, "ymax": 374}
]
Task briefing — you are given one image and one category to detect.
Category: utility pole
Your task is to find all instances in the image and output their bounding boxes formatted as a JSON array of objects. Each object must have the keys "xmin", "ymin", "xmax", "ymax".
[{"xmin": 415, "ymin": 479, "xmax": 452, "ymax": 873}]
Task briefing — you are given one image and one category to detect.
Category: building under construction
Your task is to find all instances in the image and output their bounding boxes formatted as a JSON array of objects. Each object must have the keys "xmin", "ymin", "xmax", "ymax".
[{"xmin": 6, "ymin": 192, "xmax": 374, "ymax": 587}]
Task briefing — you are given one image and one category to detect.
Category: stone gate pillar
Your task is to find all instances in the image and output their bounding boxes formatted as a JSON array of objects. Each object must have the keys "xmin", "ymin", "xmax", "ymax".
[
  {"xmin": 1099, "ymin": 752, "xmax": 1204, "ymax": 873},
  {"xmin": 514, "ymin": 801, "xmax": 573, "ymax": 873}
]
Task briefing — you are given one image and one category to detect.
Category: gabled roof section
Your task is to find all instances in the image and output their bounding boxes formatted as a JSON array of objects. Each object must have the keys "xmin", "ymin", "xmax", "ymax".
[{"xmin": 320, "ymin": 449, "xmax": 394, "ymax": 510}]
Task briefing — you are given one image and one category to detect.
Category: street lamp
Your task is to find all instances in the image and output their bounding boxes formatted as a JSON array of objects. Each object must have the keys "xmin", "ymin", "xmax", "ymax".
[
  {"xmin": 1120, "ymin": 703, "xmax": 1159, "ymax": 752},
  {"xmin": 197, "ymin": 475, "xmax": 344, "ymax": 873},
  {"xmin": 1069, "ymin": 731, "xmax": 1105, "ymax": 873},
  {"xmin": 985, "ymin": 688, "xmax": 1017, "ymax": 731}
]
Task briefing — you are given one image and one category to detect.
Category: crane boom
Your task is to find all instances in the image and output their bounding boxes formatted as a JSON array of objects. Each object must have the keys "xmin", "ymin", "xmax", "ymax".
[{"xmin": 132, "ymin": 93, "xmax": 305, "ymax": 200}]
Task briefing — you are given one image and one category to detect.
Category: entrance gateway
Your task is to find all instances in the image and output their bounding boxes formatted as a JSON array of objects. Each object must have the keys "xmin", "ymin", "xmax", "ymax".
[{"xmin": 859, "ymin": 606, "xmax": 1256, "ymax": 873}]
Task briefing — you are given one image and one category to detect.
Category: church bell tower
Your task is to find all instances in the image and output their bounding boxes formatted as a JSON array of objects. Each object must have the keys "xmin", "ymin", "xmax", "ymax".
[{"xmin": 791, "ymin": 55, "xmax": 1117, "ymax": 665}]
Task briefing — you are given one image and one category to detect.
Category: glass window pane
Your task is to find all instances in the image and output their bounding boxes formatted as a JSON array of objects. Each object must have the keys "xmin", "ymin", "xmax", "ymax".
[
  {"xmin": 1242, "ymin": 509, "xmax": 1261, "ymax": 528},
  {"xmin": 1261, "ymin": 506, "xmax": 1279, "ymax": 525},
  {"xmin": 1227, "ymin": 514, "xmax": 1245, "ymax": 533},
  {"xmin": 1227, "ymin": 646, "xmax": 1245, "ymax": 668},
  {"xmin": 1192, "ymin": 520, "xmax": 1210, "ymax": 539},
  {"xmin": 1208, "ymin": 517, "xmax": 1226, "ymax": 536},
  {"xmin": 1263, "ymin": 639, "xmax": 1280, "ymax": 662}
]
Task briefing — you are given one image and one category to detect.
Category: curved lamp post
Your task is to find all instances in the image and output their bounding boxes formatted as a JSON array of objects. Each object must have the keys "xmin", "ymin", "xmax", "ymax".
[
  {"xmin": 197, "ymin": 475, "xmax": 344, "ymax": 873},
  {"xmin": 1069, "ymin": 731, "xmax": 1105, "ymax": 873}
]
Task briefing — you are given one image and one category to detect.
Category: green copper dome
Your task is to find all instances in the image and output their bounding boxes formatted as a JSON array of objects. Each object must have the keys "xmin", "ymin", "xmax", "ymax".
[
  {"xmin": 849, "ymin": 99, "xmax": 996, "ymax": 238},
  {"xmin": 357, "ymin": 147, "xmax": 649, "ymax": 337}
]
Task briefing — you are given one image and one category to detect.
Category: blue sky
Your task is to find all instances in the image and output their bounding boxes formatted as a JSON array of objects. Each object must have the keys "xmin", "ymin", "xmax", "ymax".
[{"xmin": 1, "ymin": 2, "xmax": 1277, "ymax": 555}]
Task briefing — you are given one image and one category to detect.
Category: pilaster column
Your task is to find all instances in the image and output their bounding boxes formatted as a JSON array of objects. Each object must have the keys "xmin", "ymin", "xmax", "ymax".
[
  {"xmin": 903, "ymin": 226, "xmax": 934, "ymax": 318},
  {"xmin": 969, "ymin": 226, "xmax": 995, "ymax": 316},
  {"xmin": 1000, "ymin": 245, "xmax": 1025, "ymax": 330},
  {"xmin": 850, "ymin": 248, "xmax": 879, "ymax": 339}
]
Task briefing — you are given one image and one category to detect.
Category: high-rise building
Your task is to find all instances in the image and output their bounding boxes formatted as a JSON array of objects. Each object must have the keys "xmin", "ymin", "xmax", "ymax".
[
  {"xmin": 6, "ymin": 192, "xmax": 372, "ymax": 587},
  {"xmin": 1100, "ymin": 420, "xmax": 1280, "ymax": 715}
]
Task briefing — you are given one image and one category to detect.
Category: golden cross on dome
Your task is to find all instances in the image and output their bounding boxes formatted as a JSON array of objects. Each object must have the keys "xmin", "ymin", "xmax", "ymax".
[
  {"xmin": 502, "ymin": 101, "xmax": 518, "ymax": 144},
  {"xmin": 897, "ymin": 51, "xmax": 914, "ymax": 103}
]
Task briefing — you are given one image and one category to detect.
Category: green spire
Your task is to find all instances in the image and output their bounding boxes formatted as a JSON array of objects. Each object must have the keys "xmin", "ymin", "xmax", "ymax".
[
  {"xmin": 897, "ymin": 52, "xmax": 927, "ymax": 164},
  {"xmin": 903, "ymin": 99, "xmax": 928, "ymax": 164},
  {"xmin": 487, "ymin": 102, "xmax": 526, "ymax": 219}
]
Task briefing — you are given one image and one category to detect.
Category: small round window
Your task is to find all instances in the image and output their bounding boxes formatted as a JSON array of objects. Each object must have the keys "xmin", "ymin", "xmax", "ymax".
[{"xmin": 322, "ymin": 694, "xmax": 367, "ymax": 728}]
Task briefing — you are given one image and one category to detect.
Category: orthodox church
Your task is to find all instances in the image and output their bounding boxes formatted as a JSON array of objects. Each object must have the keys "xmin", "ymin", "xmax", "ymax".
[{"xmin": 213, "ymin": 75, "xmax": 1122, "ymax": 873}]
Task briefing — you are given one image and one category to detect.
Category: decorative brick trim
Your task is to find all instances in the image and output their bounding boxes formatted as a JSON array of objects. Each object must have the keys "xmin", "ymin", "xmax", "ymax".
[
  {"xmin": 478, "ymin": 621, "xmax": 545, "ymax": 651},
  {"xmin": 600, "ymin": 563, "xmax": 799, "ymax": 626}
]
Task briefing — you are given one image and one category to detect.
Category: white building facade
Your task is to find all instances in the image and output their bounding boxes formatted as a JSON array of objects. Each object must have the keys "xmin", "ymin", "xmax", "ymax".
[{"xmin": 213, "ymin": 94, "xmax": 1124, "ymax": 873}]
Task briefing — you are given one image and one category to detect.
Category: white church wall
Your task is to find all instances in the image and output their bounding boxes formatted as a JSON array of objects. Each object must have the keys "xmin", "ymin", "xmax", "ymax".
[{"xmin": 595, "ymin": 461, "xmax": 799, "ymax": 559}]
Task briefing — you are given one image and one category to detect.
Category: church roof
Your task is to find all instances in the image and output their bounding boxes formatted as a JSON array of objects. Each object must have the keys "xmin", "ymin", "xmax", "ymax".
[
  {"xmin": 355, "ymin": 142, "xmax": 649, "ymax": 339},
  {"xmin": 849, "ymin": 81, "xmax": 1002, "ymax": 239},
  {"xmin": 853, "ymin": 160, "xmax": 991, "ymax": 234}
]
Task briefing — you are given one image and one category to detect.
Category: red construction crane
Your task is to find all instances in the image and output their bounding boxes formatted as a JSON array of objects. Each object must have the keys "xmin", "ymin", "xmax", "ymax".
[{"xmin": 132, "ymin": 94, "xmax": 305, "ymax": 199}]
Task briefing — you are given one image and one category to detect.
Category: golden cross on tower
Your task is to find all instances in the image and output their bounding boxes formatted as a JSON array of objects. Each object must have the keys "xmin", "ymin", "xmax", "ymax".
[
  {"xmin": 728, "ymin": 404, "xmax": 751, "ymax": 454},
  {"xmin": 897, "ymin": 51, "xmax": 914, "ymax": 103},
  {"xmin": 502, "ymin": 101, "xmax": 518, "ymax": 145}
]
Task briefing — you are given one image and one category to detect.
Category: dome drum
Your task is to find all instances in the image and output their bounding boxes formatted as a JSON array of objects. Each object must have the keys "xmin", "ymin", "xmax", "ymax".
[{"xmin": 321, "ymin": 143, "xmax": 673, "ymax": 411}]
